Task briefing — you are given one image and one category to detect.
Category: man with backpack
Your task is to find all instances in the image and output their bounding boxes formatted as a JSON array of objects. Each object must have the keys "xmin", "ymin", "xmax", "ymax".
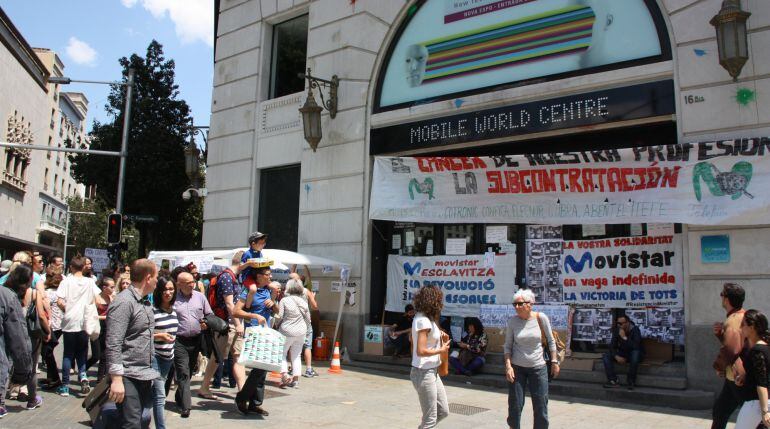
[{"xmin": 197, "ymin": 251, "xmax": 246, "ymax": 399}]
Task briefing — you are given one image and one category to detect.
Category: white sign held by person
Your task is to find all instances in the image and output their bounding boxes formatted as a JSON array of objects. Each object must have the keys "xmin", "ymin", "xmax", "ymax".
[
  {"xmin": 84, "ymin": 248, "xmax": 110, "ymax": 274},
  {"xmin": 561, "ymin": 235, "xmax": 684, "ymax": 307},
  {"xmin": 386, "ymin": 254, "xmax": 516, "ymax": 317}
]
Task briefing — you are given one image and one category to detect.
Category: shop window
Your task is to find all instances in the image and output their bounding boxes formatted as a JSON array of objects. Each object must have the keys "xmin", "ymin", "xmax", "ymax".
[
  {"xmin": 391, "ymin": 223, "xmax": 435, "ymax": 256},
  {"xmin": 268, "ymin": 14, "xmax": 309, "ymax": 99},
  {"xmin": 257, "ymin": 165, "xmax": 300, "ymax": 251},
  {"xmin": 444, "ymin": 224, "xmax": 474, "ymax": 255}
]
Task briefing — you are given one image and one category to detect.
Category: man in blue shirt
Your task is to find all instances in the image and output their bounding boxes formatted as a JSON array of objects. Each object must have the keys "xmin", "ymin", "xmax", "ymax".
[
  {"xmin": 232, "ymin": 266, "xmax": 275, "ymax": 416},
  {"xmin": 239, "ymin": 231, "xmax": 267, "ymax": 283}
]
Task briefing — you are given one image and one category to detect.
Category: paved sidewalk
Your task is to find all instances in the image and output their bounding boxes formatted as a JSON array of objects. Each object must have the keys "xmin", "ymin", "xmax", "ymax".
[{"xmin": 1, "ymin": 364, "xmax": 721, "ymax": 428}]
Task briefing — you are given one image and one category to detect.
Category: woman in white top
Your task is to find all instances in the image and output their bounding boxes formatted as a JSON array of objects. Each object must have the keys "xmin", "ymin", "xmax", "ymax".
[
  {"xmin": 277, "ymin": 279, "xmax": 311, "ymax": 388},
  {"xmin": 410, "ymin": 285, "xmax": 451, "ymax": 429},
  {"xmin": 504, "ymin": 289, "xmax": 559, "ymax": 429}
]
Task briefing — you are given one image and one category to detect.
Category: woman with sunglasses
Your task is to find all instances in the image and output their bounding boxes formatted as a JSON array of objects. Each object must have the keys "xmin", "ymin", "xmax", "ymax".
[
  {"xmin": 410, "ymin": 284, "xmax": 451, "ymax": 429},
  {"xmin": 152, "ymin": 276, "xmax": 178, "ymax": 429},
  {"xmin": 504, "ymin": 289, "xmax": 558, "ymax": 429},
  {"xmin": 733, "ymin": 309, "xmax": 770, "ymax": 429}
]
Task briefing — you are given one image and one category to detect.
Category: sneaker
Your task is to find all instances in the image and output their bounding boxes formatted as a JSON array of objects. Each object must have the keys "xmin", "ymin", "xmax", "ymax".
[
  {"xmin": 603, "ymin": 379, "xmax": 620, "ymax": 388},
  {"xmin": 0, "ymin": 406, "xmax": 6, "ymax": 418},
  {"xmin": 81, "ymin": 378, "xmax": 91, "ymax": 394},
  {"xmin": 56, "ymin": 386, "xmax": 69, "ymax": 397},
  {"xmin": 309, "ymin": 368, "xmax": 318, "ymax": 377},
  {"xmin": 26, "ymin": 396, "xmax": 42, "ymax": 410},
  {"xmin": 288, "ymin": 380, "xmax": 297, "ymax": 389},
  {"xmin": 302, "ymin": 369, "xmax": 314, "ymax": 378}
]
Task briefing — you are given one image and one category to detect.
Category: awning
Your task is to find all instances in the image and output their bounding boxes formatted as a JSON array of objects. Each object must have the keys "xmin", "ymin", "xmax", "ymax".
[{"xmin": 0, "ymin": 234, "xmax": 60, "ymax": 257}]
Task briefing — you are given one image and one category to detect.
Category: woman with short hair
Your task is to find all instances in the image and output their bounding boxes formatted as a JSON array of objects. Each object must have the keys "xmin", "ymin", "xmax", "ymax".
[
  {"xmin": 410, "ymin": 285, "xmax": 451, "ymax": 429},
  {"xmin": 276, "ymin": 279, "xmax": 311, "ymax": 388},
  {"xmin": 504, "ymin": 289, "xmax": 559, "ymax": 429}
]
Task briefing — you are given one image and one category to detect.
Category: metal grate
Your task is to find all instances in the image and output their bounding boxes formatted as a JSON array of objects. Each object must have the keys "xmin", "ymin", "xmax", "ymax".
[{"xmin": 448, "ymin": 403, "xmax": 490, "ymax": 416}]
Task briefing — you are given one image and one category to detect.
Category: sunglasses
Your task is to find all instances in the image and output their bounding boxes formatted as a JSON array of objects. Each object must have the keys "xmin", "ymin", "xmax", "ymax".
[{"xmin": 513, "ymin": 302, "xmax": 531, "ymax": 307}]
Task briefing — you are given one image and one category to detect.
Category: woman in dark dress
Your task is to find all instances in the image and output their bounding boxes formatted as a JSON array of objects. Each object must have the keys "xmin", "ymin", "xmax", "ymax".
[{"xmin": 735, "ymin": 309, "xmax": 770, "ymax": 429}]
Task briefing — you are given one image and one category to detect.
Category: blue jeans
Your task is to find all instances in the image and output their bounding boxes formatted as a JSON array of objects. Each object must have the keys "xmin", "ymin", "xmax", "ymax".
[
  {"xmin": 602, "ymin": 350, "xmax": 642, "ymax": 384},
  {"xmin": 449, "ymin": 355, "xmax": 485, "ymax": 375},
  {"xmin": 152, "ymin": 356, "xmax": 174, "ymax": 429},
  {"xmin": 62, "ymin": 331, "xmax": 89, "ymax": 385},
  {"xmin": 507, "ymin": 365, "xmax": 549, "ymax": 429}
]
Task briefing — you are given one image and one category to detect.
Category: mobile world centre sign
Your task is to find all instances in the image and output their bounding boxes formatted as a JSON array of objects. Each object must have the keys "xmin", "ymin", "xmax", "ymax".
[{"xmin": 370, "ymin": 80, "xmax": 674, "ymax": 155}]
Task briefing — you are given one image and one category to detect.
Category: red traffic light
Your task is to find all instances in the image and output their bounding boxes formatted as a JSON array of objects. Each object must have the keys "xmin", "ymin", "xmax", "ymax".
[{"xmin": 107, "ymin": 214, "xmax": 123, "ymax": 244}]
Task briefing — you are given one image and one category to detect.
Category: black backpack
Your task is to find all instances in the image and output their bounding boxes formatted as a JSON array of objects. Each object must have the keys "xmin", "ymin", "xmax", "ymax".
[{"xmin": 26, "ymin": 289, "xmax": 43, "ymax": 339}]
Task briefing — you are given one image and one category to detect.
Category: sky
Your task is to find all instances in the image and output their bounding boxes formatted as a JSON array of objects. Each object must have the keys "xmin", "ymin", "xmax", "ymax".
[{"xmin": 1, "ymin": 0, "xmax": 214, "ymax": 145}]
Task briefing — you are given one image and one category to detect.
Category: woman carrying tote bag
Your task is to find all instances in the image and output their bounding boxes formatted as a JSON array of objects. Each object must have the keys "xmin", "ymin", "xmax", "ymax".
[{"xmin": 410, "ymin": 285, "xmax": 451, "ymax": 429}]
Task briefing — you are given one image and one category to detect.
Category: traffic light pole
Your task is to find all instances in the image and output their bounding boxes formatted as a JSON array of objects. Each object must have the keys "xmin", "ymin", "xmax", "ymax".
[{"xmin": 115, "ymin": 68, "xmax": 134, "ymax": 215}]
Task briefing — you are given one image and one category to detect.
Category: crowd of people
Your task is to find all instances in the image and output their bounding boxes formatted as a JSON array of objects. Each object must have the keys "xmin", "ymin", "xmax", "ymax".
[
  {"xmin": 1, "ymin": 237, "xmax": 769, "ymax": 429},
  {"xmin": 0, "ymin": 230, "xmax": 322, "ymax": 428}
]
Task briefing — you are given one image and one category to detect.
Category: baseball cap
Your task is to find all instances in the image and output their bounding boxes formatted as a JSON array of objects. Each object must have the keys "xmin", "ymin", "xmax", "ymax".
[{"xmin": 248, "ymin": 231, "xmax": 268, "ymax": 244}]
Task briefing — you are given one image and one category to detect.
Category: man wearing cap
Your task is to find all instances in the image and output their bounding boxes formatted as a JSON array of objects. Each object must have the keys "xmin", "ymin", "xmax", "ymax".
[{"xmin": 239, "ymin": 232, "xmax": 267, "ymax": 284}]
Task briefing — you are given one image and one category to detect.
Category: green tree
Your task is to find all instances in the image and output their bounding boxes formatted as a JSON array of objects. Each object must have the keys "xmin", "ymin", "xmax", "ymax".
[
  {"xmin": 70, "ymin": 40, "xmax": 202, "ymax": 256},
  {"xmin": 65, "ymin": 196, "xmax": 139, "ymax": 263}
]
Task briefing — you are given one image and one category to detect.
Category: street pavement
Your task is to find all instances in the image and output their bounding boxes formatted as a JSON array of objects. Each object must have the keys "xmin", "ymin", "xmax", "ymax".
[{"xmin": 1, "ymin": 363, "xmax": 721, "ymax": 428}]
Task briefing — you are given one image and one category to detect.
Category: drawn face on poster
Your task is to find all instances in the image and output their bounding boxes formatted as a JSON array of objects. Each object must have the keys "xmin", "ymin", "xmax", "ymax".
[{"xmin": 379, "ymin": 0, "xmax": 664, "ymax": 108}]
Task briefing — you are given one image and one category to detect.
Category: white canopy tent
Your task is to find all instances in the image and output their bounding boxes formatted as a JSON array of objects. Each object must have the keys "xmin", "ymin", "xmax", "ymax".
[{"xmin": 147, "ymin": 248, "xmax": 351, "ymax": 272}]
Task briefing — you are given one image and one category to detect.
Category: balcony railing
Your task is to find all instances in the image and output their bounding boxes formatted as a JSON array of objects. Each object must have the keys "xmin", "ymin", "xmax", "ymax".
[{"xmin": 39, "ymin": 215, "xmax": 66, "ymax": 235}]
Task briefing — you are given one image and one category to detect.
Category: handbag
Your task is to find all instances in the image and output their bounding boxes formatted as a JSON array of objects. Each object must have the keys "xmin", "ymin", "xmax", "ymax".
[
  {"xmin": 84, "ymin": 303, "xmax": 101, "ymax": 341},
  {"xmin": 26, "ymin": 290, "xmax": 44, "ymax": 339},
  {"xmin": 535, "ymin": 312, "xmax": 566, "ymax": 380}
]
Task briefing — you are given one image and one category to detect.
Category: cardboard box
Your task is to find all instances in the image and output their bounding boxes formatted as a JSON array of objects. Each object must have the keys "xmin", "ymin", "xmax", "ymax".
[
  {"xmin": 485, "ymin": 328, "xmax": 507, "ymax": 353},
  {"xmin": 319, "ymin": 320, "xmax": 343, "ymax": 344},
  {"xmin": 363, "ymin": 325, "xmax": 386, "ymax": 355}
]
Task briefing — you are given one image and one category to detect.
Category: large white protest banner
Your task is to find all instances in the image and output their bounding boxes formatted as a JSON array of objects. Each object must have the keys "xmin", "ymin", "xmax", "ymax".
[
  {"xmin": 386, "ymin": 254, "xmax": 516, "ymax": 317},
  {"xmin": 561, "ymin": 235, "xmax": 684, "ymax": 308},
  {"xmin": 84, "ymin": 248, "xmax": 110, "ymax": 274},
  {"xmin": 369, "ymin": 140, "xmax": 770, "ymax": 225}
]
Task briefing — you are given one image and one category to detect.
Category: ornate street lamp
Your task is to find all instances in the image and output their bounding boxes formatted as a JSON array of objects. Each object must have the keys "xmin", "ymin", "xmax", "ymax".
[
  {"xmin": 298, "ymin": 68, "xmax": 338, "ymax": 152},
  {"xmin": 710, "ymin": 0, "xmax": 751, "ymax": 81},
  {"xmin": 184, "ymin": 144, "xmax": 200, "ymax": 186}
]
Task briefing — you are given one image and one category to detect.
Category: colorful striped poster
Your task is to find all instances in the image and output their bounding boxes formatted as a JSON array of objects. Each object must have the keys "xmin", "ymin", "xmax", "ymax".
[{"xmin": 418, "ymin": 5, "xmax": 596, "ymax": 84}]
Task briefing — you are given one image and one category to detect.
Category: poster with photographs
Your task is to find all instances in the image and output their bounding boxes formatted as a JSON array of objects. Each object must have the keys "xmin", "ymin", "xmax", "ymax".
[
  {"xmin": 625, "ymin": 309, "xmax": 648, "ymax": 327},
  {"xmin": 525, "ymin": 226, "xmax": 563, "ymax": 304},
  {"xmin": 641, "ymin": 307, "xmax": 685, "ymax": 345},
  {"xmin": 572, "ymin": 308, "xmax": 596, "ymax": 341},
  {"xmin": 526, "ymin": 225, "xmax": 563, "ymax": 240},
  {"xmin": 596, "ymin": 325, "xmax": 613, "ymax": 344}
]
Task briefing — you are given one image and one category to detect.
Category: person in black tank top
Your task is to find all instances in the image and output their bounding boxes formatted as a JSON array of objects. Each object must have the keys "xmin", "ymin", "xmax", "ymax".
[{"xmin": 735, "ymin": 309, "xmax": 770, "ymax": 429}]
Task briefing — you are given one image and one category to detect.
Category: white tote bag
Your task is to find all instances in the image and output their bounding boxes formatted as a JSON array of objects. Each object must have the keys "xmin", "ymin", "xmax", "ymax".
[{"xmin": 83, "ymin": 303, "xmax": 101, "ymax": 341}]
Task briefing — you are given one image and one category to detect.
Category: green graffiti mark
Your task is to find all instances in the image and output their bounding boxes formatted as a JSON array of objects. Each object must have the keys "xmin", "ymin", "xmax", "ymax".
[
  {"xmin": 408, "ymin": 177, "xmax": 435, "ymax": 200},
  {"xmin": 693, "ymin": 161, "xmax": 754, "ymax": 202},
  {"xmin": 736, "ymin": 88, "xmax": 756, "ymax": 106}
]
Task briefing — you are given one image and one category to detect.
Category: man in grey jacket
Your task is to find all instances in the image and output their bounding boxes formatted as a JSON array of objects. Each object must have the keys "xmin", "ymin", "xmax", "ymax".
[
  {"xmin": 0, "ymin": 273, "xmax": 33, "ymax": 417},
  {"xmin": 106, "ymin": 259, "xmax": 159, "ymax": 428}
]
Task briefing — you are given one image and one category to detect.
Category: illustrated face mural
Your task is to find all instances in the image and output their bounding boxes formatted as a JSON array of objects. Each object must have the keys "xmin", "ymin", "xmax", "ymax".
[{"xmin": 405, "ymin": 44, "xmax": 429, "ymax": 87}]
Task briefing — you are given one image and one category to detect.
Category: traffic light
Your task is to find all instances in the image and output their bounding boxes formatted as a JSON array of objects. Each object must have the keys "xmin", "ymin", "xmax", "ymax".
[{"xmin": 107, "ymin": 213, "xmax": 122, "ymax": 244}]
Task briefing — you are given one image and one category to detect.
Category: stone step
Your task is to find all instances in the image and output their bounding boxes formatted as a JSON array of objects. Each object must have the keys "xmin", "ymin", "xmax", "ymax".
[{"xmin": 349, "ymin": 355, "xmax": 712, "ymax": 410}]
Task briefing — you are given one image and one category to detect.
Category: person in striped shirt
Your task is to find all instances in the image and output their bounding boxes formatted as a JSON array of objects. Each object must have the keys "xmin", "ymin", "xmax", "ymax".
[{"xmin": 151, "ymin": 276, "xmax": 178, "ymax": 429}]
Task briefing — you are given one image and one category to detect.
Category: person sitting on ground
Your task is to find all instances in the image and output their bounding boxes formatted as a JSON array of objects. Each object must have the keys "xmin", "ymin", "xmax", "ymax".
[
  {"xmin": 390, "ymin": 304, "xmax": 415, "ymax": 358},
  {"xmin": 603, "ymin": 314, "xmax": 643, "ymax": 390},
  {"xmin": 449, "ymin": 317, "xmax": 488, "ymax": 376}
]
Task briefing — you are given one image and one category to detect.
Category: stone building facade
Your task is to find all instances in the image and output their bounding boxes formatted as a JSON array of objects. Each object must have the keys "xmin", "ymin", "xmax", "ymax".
[
  {"xmin": 0, "ymin": 8, "xmax": 89, "ymax": 256},
  {"xmin": 205, "ymin": 0, "xmax": 770, "ymax": 395}
]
